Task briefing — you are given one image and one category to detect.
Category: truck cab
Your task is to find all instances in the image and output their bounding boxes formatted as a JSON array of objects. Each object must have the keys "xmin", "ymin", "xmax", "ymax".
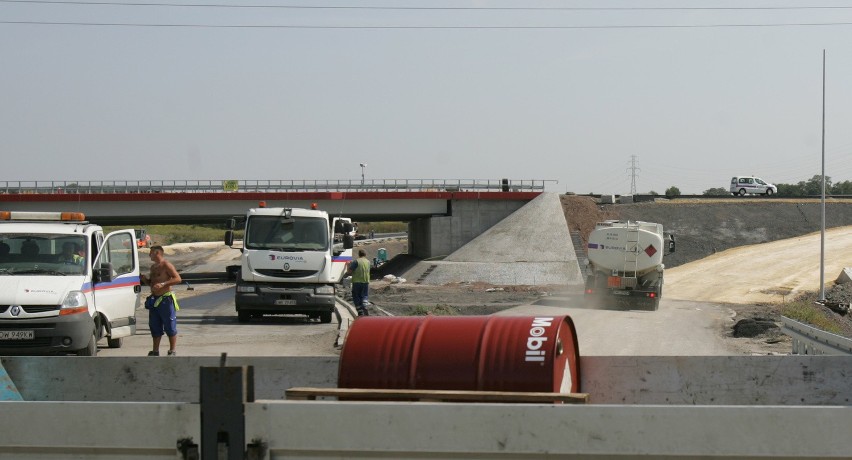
[
  {"xmin": 225, "ymin": 205, "xmax": 354, "ymax": 324},
  {"xmin": 0, "ymin": 211, "xmax": 140, "ymax": 355}
]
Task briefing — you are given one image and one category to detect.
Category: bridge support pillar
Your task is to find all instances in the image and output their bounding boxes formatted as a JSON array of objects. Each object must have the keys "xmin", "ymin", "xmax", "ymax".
[{"xmin": 408, "ymin": 199, "xmax": 527, "ymax": 259}]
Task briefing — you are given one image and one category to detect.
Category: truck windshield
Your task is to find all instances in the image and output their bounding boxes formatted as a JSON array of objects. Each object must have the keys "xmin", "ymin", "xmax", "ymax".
[
  {"xmin": 0, "ymin": 234, "xmax": 87, "ymax": 275},
  {"xmin": 245, "ymin": 216, "xmax": 328, "ymax": 251}
]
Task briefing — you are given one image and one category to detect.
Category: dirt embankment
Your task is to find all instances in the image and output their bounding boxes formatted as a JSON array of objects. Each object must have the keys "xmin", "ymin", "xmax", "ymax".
[{"xmin": 621, "ymin": 199, "xmax": 852, "ymax": 268}]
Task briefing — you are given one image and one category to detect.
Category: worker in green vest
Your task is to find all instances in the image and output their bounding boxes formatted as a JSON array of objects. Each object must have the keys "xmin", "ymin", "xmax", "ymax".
[{"xmin": 347, "ymin": 249, "xmax": 371, "ymax": 316}]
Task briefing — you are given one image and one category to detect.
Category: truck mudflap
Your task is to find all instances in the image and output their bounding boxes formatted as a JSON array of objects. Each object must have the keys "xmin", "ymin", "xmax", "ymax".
[
  {"xmin": 585, "ymin": 289, "xmax": 660, "ymax": 311},
  {"xmin": 584, "ymin": 278, "xmax": 660, "ymax": 311}
]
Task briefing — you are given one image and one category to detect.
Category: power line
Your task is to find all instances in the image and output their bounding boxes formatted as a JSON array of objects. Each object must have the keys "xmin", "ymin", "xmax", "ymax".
[
  {"xmin": 6, "ymin": 1, "xmax": 852, "ymax": 11},
  {"xmin": 8, "ymin": 20, "xmax": 852, "ymax": 29}
]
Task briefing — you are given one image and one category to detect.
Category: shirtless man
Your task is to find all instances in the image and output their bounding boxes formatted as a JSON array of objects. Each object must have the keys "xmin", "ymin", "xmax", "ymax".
[{"xmin": 140, "ymin": 245, "xmax": 182, "ymax": 356}]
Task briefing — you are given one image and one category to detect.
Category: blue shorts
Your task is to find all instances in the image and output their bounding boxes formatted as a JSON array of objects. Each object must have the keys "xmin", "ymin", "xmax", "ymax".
[{"xmin": 148, "ymin": 294, "xmax": 178, "ymax": 337}]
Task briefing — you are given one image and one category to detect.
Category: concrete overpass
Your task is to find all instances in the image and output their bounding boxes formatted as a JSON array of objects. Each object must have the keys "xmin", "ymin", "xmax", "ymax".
[{"xmin": 0, "ymin": 179, "xmax": 549, "ymax": 258}]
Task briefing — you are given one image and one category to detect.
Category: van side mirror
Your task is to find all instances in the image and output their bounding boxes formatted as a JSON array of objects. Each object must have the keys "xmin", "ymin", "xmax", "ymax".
[
  {"xmin": 226, "ymin": 218, "xmax": 236, "ymax": 230},
  {"xmin": 343, "ymin": 234, "xmax": 354, "ymax": 250},
  {"xmin": 94, "ymin": 263, "xmax": 113, "ymax": 283},
  {"xmin": 667, "ymin": 235, "xmax": 676, "ymax": 254},
  {"xmin": 225, "ymin": 230, "xmax": 234, "ymax": 247}
]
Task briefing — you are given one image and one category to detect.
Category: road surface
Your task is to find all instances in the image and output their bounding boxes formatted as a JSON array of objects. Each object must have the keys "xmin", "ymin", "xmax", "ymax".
[
  {"xmin": 96, "ymin": 284, "xmax": 344, "ymax": 357},
  {"xmin": 109, "ymin": 226, "xmax": 852, "ymax": 357}
]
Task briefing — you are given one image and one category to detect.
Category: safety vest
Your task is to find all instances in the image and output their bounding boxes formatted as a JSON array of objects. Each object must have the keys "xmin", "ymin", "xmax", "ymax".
[
  {"xmin": 152, "ymin": 291, "xmax": 180, "ymax": 311},
  {"xmin": 351, "ymin": 257, "xmax": 371, "ymax": 284}
]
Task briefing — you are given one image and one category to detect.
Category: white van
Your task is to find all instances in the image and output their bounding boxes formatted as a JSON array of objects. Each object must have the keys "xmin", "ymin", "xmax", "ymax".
[
  {"xmin": 729, "ymin": 176, "xmax": 777, "ymax": 196},
  {"xmin": 0, "ymin": 211, "xmax": 140, "ymax": 355}
]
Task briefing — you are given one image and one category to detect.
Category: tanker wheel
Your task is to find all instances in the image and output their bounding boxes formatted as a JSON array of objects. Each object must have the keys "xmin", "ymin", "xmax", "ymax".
[
  {"xmin": 237, "ymin": 310, "xmax": 251, "ymax": 323},
  {"xmin": 738, "ymin": 188, "xmax": 747, "ymax": 196},
  {"xmin": 649, "ymin": 298, "xmax": 660, "ymax": 311}
]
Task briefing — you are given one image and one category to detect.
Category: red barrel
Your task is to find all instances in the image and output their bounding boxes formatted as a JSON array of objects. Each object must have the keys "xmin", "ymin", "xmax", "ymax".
[{"xmin": 338, "ymin": 315, "xmax": 580, "ymax": 393}]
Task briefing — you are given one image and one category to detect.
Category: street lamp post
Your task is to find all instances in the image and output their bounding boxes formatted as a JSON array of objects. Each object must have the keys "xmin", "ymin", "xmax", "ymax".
[{"xmin": 359, "ymin": 163, "xmax": 367, "ymax": 188}]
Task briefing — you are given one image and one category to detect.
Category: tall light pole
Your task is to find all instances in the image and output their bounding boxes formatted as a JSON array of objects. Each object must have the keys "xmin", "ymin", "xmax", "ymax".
[
  {"xmin": 359, "ymin": 163, "xmax": 367, "ymax": 187},
  {"xmin": 819, "ymin": 50, "xmax": 826, "ymax": 302}
]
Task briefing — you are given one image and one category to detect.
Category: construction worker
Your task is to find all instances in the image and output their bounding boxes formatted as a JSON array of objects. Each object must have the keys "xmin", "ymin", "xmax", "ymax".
[{"xmin": 347, "ymin": 249, "xmax": 371, "ymax": 316}]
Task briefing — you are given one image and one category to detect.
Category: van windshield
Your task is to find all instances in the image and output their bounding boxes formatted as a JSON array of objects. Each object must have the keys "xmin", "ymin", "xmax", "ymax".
[{"xmin": 0, "ymin": 234, "xmax": 87, "ymax": 275}]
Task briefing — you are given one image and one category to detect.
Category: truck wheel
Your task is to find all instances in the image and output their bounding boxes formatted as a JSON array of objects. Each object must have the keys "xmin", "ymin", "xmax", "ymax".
[
  {"xmin": 649, "ymin": 298, "xmax": 660, "ymax": 311},
  {"xmin": 107, "ymin": 336, "xmax": 123, "ymax": 348},
  {"xmin": 77, "ymin": 332, "xmax": 97, "ymax": 356},
  {"xmin": 320, "ymin": 311, "xmax": 333, "ymax": 324},
  {"xmin": 237, "ymin": 310, "xmax": 251, "ymax": 323},
  {"xmin": 738, "ymin": 188, "xmax": 747, "ymax": 196}
]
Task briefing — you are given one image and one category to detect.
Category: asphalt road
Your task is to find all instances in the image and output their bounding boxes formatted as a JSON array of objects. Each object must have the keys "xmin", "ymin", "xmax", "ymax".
[{"xmin": 96, "ymin": 283, "xmax": 345, "ymax": 357}]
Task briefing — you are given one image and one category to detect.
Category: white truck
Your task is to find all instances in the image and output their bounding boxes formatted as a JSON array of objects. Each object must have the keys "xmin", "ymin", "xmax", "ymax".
[
  {"xmin": 584, "ymin": 220, "xmax": 675, "ymax": 311},
  {"xmin": 0, "ymin": 211, "xmax": 140, "ymax": 355},
  {"xmin": 224, "ymin": 204, "xmax": 355, "ymax": 323}
]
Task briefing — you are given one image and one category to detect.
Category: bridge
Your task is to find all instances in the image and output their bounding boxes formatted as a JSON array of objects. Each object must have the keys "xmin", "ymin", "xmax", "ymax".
[{"xmin": 0, "ymin": 179, "xmax": 551, "ymax": 258}]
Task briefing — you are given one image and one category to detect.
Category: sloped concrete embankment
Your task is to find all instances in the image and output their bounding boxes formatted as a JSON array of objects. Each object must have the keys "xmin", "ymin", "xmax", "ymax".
[{"xmin": 413, "ymin": 193, "xmax": 584, "ymax": 286}]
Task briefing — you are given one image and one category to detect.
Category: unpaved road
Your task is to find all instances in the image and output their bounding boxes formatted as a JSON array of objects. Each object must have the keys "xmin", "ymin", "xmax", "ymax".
[{"xmin": 666, "ymin": 226, "xmax": 852, "ymax": 304}]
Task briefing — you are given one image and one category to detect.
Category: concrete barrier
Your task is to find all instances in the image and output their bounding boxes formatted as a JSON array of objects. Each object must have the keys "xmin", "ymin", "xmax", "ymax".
[
  {"xmin": 3, "ymin": 355, "xmax": 852, "ymax": 458},
  {"xmin": 247, "ymin": 401, "xmax": 852, "ymax": 459},
  {"xmin": 4, "ymin": 355, "xmax": 852, "ymax": 405}
]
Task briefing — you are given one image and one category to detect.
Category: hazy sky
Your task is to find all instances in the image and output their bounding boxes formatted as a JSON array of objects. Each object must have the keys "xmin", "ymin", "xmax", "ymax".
[{"xmin": 3, "ymin": 1, "xmax": 852, "ymax": 194}]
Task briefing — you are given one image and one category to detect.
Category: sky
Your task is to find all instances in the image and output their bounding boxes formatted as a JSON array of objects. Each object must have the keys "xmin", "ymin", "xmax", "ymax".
[{"xmin": 3, "ymin": 1, "xmax": 852, "ymax": 195}]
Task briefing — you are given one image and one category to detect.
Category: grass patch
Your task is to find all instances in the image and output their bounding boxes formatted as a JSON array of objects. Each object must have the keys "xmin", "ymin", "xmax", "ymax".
[
  {"xmin": 781, "ymin": 298, "xmax": 844, "ymax": 335},
  {"xmin": 357, "ymin": 222, "xmax": 407, "ymax": 234}
]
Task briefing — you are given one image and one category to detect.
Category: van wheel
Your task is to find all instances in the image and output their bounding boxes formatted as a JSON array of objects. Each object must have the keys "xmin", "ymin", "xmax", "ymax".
[
  {"xmin": 237, "ymin": 310, "xmax": 251, "ymax": 323},
  {"xmin": 77, "ymin": 332, "xmax": 97, "ymax": 356},
  {"xmin": 765, "ymin": 189, "xmax": 774, "ymax": 196},
  {"xmin": 107, "ymin": 336, "xmax": 123, "ymax": 348},
  {"xmin": 320, "ymin": 311, "xmax": 333, "ymax": 324},
  {"xmin": 738, "ymin": 188, "xmax": 747, "ymax": 196}
]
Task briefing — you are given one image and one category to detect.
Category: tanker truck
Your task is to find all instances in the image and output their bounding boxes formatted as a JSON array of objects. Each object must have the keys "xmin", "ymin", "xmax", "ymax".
[{"xmin": 583, "ymin": 220, "xmax": 675, "ymax": 311}]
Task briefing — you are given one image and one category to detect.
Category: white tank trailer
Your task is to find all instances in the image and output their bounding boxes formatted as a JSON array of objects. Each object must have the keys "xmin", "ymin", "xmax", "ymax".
[{"xmin": 584, "ymin": 220, "xmax": 675, "ymax": 310}]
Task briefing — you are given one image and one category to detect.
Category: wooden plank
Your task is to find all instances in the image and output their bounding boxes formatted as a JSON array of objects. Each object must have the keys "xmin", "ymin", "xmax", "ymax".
[{"xmin": 285, "ymin": 387, "xmax": 588, "ymax": 404}]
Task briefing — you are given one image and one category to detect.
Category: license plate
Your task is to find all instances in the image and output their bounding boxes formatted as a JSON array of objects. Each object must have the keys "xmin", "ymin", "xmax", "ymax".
[
  {"xmin": 274, "ymin": 299, "xmax": 297, "ymax": 306},
  {"xmin": 612, "ymin": 291, "xmax": 630, "ymax": 296},
  {"xmin": 0, "ymin": 330, "xmax": 34, "ymax": 340}
]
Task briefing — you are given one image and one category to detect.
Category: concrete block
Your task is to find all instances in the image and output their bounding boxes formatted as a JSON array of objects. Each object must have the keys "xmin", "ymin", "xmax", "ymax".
[
  {"xmin": 836, "ymin": 267, "xmax": 852, "ymax": 284},
  {"xmin": 599, "ymin": 194, "xmax": 615, "ymax": 204},
  {"xmin": 618, "ymin": 194, "xmax": 634, "ymax": 204}
]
